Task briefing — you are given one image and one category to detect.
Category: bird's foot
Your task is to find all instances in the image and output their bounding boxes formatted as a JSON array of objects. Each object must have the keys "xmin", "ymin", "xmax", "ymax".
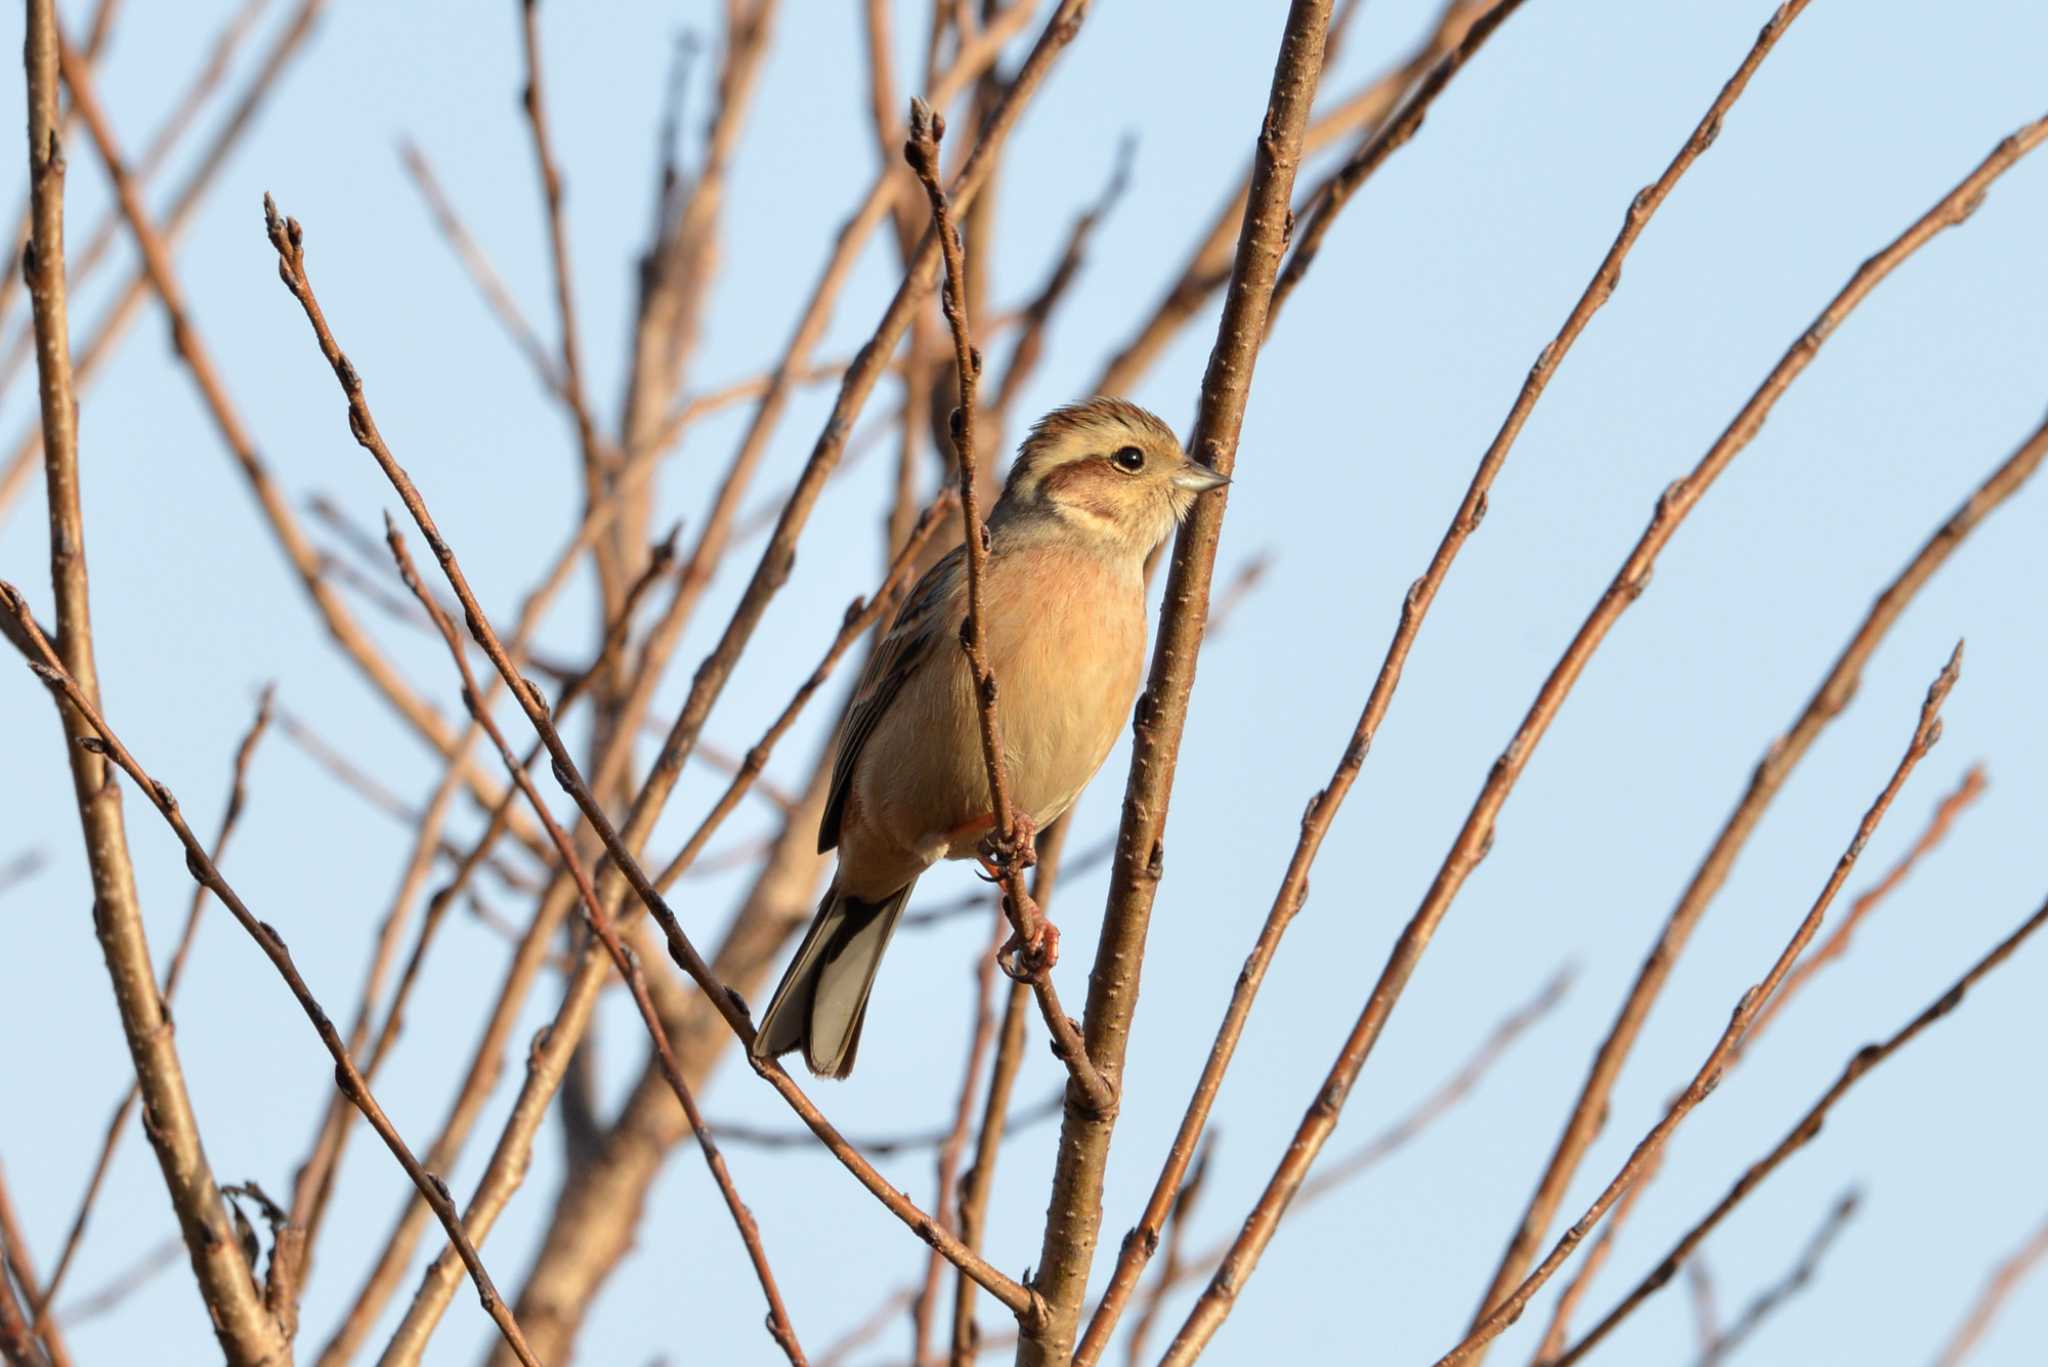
[
  {"xmin": 1000, "ymin": 913, "xmax": 1060, "ymax": 981},
  {"xmin": 976, "ymin": 812, "xmax": 1039, "ymax": 876}
]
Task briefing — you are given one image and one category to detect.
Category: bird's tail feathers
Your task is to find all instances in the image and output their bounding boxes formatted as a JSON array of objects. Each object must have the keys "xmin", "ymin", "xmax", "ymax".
[{"xmin": 749, "ymin": 877, "xmax": 917, "ymax": 1079}]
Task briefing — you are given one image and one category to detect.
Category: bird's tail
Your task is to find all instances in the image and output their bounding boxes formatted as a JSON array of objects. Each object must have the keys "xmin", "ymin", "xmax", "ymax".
[{"xmin": 750, "ymin": 876, "xmax": 917, "ymax": 1079}]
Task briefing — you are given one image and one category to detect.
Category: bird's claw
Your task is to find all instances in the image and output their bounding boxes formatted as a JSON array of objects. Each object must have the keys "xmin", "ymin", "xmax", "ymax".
[
  {"xmin": 977, "ymin": 813, "xmax": 1039, "ymax": 874},
  {"xmin": 1000, "ymin": 917, "xmax": 1060, "ymax": 981}
]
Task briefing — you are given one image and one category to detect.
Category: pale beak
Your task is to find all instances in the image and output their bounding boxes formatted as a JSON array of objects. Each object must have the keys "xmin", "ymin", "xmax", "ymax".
[{"xmin": 1171, "ymin": 463, "xmax": 1231, "ymax": 493}]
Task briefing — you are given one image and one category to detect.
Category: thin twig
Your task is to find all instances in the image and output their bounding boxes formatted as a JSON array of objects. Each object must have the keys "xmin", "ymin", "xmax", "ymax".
[
  {"xmin": 1263, "ymin": 0, "xmax": 1534, "ymax": 334},
  {"xmin": 50, "ymin": 19, "xmax": 542, "ymax": 847},
  {"xmin": 1529, "ymin": 768, "xmax": 1989, "ymax": 1362},
  {"xmin": 0, "ymin": 1162, "xmax": 69, "ymax": 1367},
  {"xmin": 1553, "ymin": 897, "xmax": 2048, "ymax": 1365},
  {"xmin": 950, "ymin": 817, "xmax": 1076, "ymax": 1365},
  {"xmin": 1092, "ymin": 0, "xmax": 1470, "ymax": 397},
  {"xmin": 820, "ymin": 1288, "xmax": 918, "ymax": 1367},
  {"xmin": 29, "ymin": 693, "xmax": 275, "ymax": 1341},
  {"xmin": 0, "ymin": 593, "xmax": 537, "ymax": 1365},
  {"xmin": 1123, "ymin": 1139, "xmax": 1213, "ymax": 1367},
  {"xmin": 385, "ymin": 522, "xmax": 806, "ymax": 1365},
  {"xmin": 959, "ymin": 964, "xmax": 1574, "ymax": 1362},
  {"xmin": 1934, "ymin": 1208, "xmax": 2048, "ymax": 1365},
  {"xmin": 989, "ymin": 134, "xmax": 1134, "ymax": 418},
  {"xmin": 1695, "ymin": 1188, "xmax": 1858, "ymax": 1366},
  {"xmin": 911, "ymin": 914, "xmax": 1012, "ymax": 1366},
  {"xmin": 1744, "ymin": 765, "xmax": 1988, "ymax": 1051},
  {"xmin": 1685, "ymin": 1258, "xmax": 1718, "ymax": 1359},
  {"xmin": 270, "ymin": 704, "xmax": 542, "ymax": 889},
  {"xmin": 314, "ymin": 7, "xmax": 1097, "ymax": 1350},
  {"xmin": 261, "ymin": 203, "xmax": 1046, "ymax": 1345},
  {"xmin": 650, "ymin": 494, "xmax": 957, "ymax": 893},
  {"xmin": 1477, "ymin": 283, "xmax": 2048, "ymax": 1367},
  {"xmin": 904, "ymin": 97, "xmax": 1112, "ymax": 1114},
  {"xmin": 398, "ymin": 139, "xmax": 560, "ymax": 397},
  {"xmin": 705, "ymin": 1090, "xmax": 1063, "ymax": 1158},
  {"xmin": 0, "ymin": 1, "xmax": 326, "ymax": 525},
  {"xmin": 0, "ymin": 851, "xmax": 46, "ymax": 898},
  {"xmin": 1180, "ymin": 106, "xmax": 2048, "ymax": 1367},
  {"xmin": 518, "ymin": 0, "xmax": 617, "ymax": 570},
  {"xmin": 286, "ymin": 526, "xmax": 680, "ymax": 1277},
  {"xmin": 1437, "ymin": 648, "xmax": 1961, "ymax": 1364}
]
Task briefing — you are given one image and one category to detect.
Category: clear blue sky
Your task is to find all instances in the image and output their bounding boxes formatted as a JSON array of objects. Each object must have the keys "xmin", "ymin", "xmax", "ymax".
[{"xmin": 3, "ymin": 2, "xmax": 2046, "ymax": 1364}]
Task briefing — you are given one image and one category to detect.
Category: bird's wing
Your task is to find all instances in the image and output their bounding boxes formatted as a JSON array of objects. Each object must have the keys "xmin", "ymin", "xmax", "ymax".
[{"xmin": 819, "ymin": 544, "xmax": 966, "ymax": 853}]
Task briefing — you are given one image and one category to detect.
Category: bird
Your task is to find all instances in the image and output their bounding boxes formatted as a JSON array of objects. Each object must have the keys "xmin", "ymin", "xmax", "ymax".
[{"xmin": 749, "ymin": 396, "xmax": 1229, "ymax": 1078}]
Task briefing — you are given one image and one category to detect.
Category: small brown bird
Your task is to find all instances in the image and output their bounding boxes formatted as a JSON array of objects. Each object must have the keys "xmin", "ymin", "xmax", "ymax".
[{"xmin": 750, "ymin": 397, "xmax": 1228, "ymax": 1077}]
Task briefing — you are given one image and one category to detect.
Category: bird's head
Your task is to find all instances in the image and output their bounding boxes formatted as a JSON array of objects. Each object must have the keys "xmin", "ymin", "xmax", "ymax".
[{"xmin": 997, "ymin": 396, "xmax": 1229, "ymax": 555}]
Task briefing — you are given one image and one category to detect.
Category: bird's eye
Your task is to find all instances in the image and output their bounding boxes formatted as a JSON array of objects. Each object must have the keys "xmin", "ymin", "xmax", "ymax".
[{"xmin": 1110, "ymin": 445, "xmax": 1146, "ymax": 473}]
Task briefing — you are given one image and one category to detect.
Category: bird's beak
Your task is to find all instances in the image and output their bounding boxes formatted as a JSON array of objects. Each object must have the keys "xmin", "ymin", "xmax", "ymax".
[{"xmin": 1171, "ymin": 463, "xmax": 1231, "ymax": 493}]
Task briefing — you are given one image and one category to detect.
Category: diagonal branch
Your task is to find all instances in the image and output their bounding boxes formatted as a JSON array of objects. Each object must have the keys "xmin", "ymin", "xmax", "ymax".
[
  {"xmin": 261, "ymin": 202, "xmax": 1045, "ymax": 1348},
  {"xmin": 1530, "ymin": 764, "xmax": 1991, "ymax": 1361},
  {"xmin": 384, "ymin": 522, "xmax": 807, "ymax": 1366},
  {"xmin": 1167, "ymin": 103, "xmax": 2048, "ymax": 1366},
  {"xmin": 1475, "ymin": 292, "xmax": 2048, "ymax": 1357},
  {"xmin": 1552, "ymin": 895, "xmax": 2048, "ymax": 1365},
  {"xmin": 1695, "ymin": 1188, "xmax": 1859, "ymax": 1367},
  {"xmin": 28, "ymin": 692, "xmax": 275, "ymax": 1345},
  {"xmin": 1263, "ymin": 0, "xmax": 1533, "ymax": 335},
  {"xmin": 1438, "ymin": 645, "xmax": 1960, "ymax": 1363},
  {"xmin": 1934, "ymin": 1209, "xmax": 2048, "ymax": 1366},
  {"xmin": 0, "ymin": 590, "xmax": 537, "ymax": 1366}
]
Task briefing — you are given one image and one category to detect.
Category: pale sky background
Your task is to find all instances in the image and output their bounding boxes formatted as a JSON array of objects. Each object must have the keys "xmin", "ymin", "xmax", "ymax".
[{"xmin": 3, "ymin": 3, "xmax": 2046, "ymax": 1364}]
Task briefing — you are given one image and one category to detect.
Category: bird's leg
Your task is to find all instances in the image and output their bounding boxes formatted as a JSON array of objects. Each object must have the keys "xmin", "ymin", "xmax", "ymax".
[{"xmin": 979, "ymin": 813, "xmax": 1058, "ymax": 977}]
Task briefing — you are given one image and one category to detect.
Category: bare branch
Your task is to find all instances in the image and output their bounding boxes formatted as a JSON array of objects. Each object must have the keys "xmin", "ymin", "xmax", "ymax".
[
  {"xmin": 1263, "ymin": 0, "xmax": 1534, "ymax": 334},
  {"xmin": 1440, "ymin": 647, "xmax": 1961, "ymax": 1363},
  {"xmin": 15, "ymin": 6, "xmax": 287, "ymax": 1357},
  {"xmin": 1, "ymin": 592, "xmax": 536, "ymax": 1363},
  {"xmin": 262, "ymin": 198, "xmax": 1057, "ymax": 1345},
  {"xmin": 1935, "ymin": 1209, "xmax": 2048, "ymax": 1366},
  {"xmin": 1029, "ymin": 2, "xmax": 1336, "ymax": 1362},
  {"xmin": 384, "ymin": 521, "xmax": 807, "ymax": 1365},
  {"xmin": 28, "ymin": 693, "xmax": 275, "ymax": 1343},
  {"xmin": 1180, "ymin": 105, "xmax": 2048, "ymax": 1365},
  {"xmin": 904, "ymin": 96, "xmax": 1112, "ymax": 1113},
  {"xmin": 1552, "ymin": 895, "xmax": 2048, "ymax": 1365},
  {"xmin": 1695, "ymin": 1189, "xmax": 1859, "ymax": 1367}
]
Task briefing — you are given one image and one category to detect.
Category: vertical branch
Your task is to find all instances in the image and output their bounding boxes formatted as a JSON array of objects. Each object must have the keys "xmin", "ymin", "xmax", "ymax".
[
  {"xmin": 903, "ymin": 100, "xmax": 1110, "ymax": 1110},
  {"xmin": 949, "ymin": 816, "xmax": 1073, "ymax": 1365},
  {"xmin": 15, "ymin": 5, "xmax": 288, "ymax": 1360},
  {"xmin": 1020, "ymin": 3, "xmax": 1336, "ymax": 1364},
  {"xmin": 910, "ymin": 913, "xmax": 1009, "ymax": 1367},
  {"xmin": 519, "ymin": 0, "xmax": 608, "ymax": 489}
]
